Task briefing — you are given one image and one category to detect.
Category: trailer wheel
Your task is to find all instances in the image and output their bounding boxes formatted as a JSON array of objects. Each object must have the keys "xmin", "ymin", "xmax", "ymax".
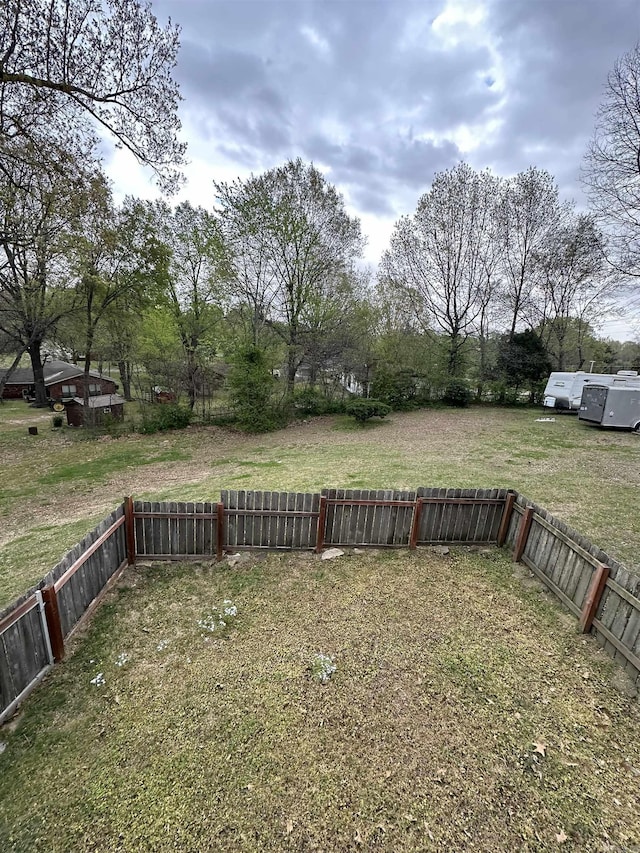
[{"xmin": 633, "ymin": 422, "xmax": 640, "ymax": 434}]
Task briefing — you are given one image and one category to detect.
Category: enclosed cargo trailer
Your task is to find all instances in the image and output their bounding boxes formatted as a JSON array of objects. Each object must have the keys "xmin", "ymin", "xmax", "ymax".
[{"xmin": 578, "ymin": 377, "xmax": 640, "ymax": 431}]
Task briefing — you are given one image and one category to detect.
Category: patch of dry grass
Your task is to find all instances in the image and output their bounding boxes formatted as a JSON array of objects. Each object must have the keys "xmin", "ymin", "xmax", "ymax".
[{"xmin": 1, "ymin": 549, "xmax": 638, "ymax": 851}]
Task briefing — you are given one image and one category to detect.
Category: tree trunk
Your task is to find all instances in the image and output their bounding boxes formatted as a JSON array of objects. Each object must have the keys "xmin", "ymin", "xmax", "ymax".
[
  {"xmin": 83, "ymin": 350, "xmax": 95, "ymax": 428},
  {"xmin": 118, "ymin": 360, "xmax": 133, "ymax": 401},
  {"xmin": 286, "ymin": 346, "xmax": 298, "ymax": 398},
  {"xmin": 447, "ymin": 334, "xmax": 464, "ymax": 378},
  {"xmin": 28, "ymin": 340, "xmax": 49, "ymax": 407}
]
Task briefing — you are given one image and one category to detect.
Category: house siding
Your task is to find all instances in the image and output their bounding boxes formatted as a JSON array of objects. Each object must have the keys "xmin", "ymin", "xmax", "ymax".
[{"xmin": 48, "ymin": 376, "xmax": 117, "ymax": 400}]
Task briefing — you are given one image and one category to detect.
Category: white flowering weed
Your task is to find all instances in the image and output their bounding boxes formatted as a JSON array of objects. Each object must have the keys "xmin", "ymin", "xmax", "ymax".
[
  {"xmin": 311, "ymin": 653, "xmax": 337, "ymax": 684},
  {"xmin": 115, "ymin": 653, "xmax": 130, "ymax": 667},
  {"xmin": 198, "ymin": 600, "xmax": 238, "ymax": 636},
  {"xmin": 90, "ymin": 672, "xmax": 105, "ymax": 686}
]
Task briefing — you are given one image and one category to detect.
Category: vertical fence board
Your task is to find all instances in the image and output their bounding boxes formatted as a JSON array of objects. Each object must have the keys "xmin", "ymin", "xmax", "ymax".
[{"xmin": 0, "ymin": 634, "xmax": 16, "ymax": 710}]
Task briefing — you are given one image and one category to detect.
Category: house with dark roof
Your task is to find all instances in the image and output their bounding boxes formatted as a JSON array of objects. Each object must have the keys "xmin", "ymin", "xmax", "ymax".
[{"xmin": 0, "ymin": 360, "xmax": 118, "ymax": 401}]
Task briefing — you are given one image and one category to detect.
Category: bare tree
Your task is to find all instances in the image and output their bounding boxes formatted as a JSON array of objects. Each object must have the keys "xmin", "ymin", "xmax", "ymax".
[
  {"xmin": 217, "ymin": 159, "xmax": 365, "ymax": 396},
  {"xmin": 497, "ymin": 167, "xmax": 564, "ymax": 340},
  {"xmin": 381, "ymin": 164, "xmax": 499, "ymax": 377},
  {"xmin": 0, "ymin": 0, "xmax": 185, "ymax": 190},
  {"xmin": 583, "ymin": 43, "xmax": 640, "ymax": 281},
  {"xmin": 214, "ymin": 177, "xmax": 280, "ymax": 346},
  {"xmin": 535, "ymin": 213, "xmax": 612, "ymax": 370}
]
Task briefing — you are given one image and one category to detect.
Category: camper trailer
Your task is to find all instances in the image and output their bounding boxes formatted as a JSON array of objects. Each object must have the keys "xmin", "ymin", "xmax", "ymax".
[
  {"xmin": 543, "ymin": 371, "xmax": 638, "ymax": 412},
  {"xmin": 578, "ymin": 376, "xmax": 640, "ymax": 431}
]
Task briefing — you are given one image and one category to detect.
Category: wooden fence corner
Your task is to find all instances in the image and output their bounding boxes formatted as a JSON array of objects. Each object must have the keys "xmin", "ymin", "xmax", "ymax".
[
  {"xmin": 124, "ymin": 495, "xmax": 136, "ymax": 565},
  {"xmin": 580, "ymin": 563, "xmax": 610, "ymax": 633},
  {"xmin": 409, "ymin": 497, "xmax": 423, "ymax": 550},
  {"xmin": 315, "ymin": 496, "xmax": 327, "ymax": 553},
  {"xmin": 216, "ymin": 501, "xmax": 225, "ymax": 561},
  {"xmin": 513, "ymin": 505, "xmax": 534, "ymax": 563},
  {"xmin": 41, "ymin": 586, "xmax": 65, "ymax": 662},
  {"xmin": 497, "ymin": 492, "xmax": 516, "ymax": 547}
]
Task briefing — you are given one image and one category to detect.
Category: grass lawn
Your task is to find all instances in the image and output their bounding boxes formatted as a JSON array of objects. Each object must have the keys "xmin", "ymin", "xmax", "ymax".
[
  {"xmin": 1, "ymin": 401, "xmax": 639, "ymax": 606},
  {"xmin": 0, "ymin": 548, "xmax": 639, "ymax": 851}
]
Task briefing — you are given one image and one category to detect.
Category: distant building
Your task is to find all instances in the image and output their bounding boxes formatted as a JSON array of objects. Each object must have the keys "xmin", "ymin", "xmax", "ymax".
[
  {"xmin": 65, "ymin": 394, "xmax": 126, "ymax": 427},
  {"xmin": 0, "ymin": 360, "xmax": 118, "ymax": 402}
]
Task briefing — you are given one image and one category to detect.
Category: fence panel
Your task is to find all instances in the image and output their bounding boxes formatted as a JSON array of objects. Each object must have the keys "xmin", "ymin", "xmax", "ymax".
[
  {"xmin": 321, "ymin": 489, "xmax": 417, "ymax": 547},
  {"xmin": 0, "ymin": 591, "xmax": 53, "ymax": 724},
  {"xmin": 416, "ymin": 488, "xmax": 506, "ymax": 544},
  {"xmin": 221, "ymin": 491, "xmax": 320, "ymax": 550},
  {"xmin": 47, "ymin": 507, "xmax": 127, "ymax": 638},
  {"xmin": 511, "ymin": 495, "xmax": 640, "ymax": 689},
  {"xmin": 133, "ymin": 501, "xmax": 219, "ymax": 559}
]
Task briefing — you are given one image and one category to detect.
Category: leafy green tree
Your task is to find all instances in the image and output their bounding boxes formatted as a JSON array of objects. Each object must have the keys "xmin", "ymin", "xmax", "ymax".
[
  {"xmin": 69, "ymin": 181, "xmax": 170, "ymax": 417},
  {"xmin": 497, "ymin": 167, "xmax": 564, "ymax": 340},
  {"xmin": 227, "ymin": 344, "xmax": 280, "ymax": 432},
  {"xmin": 535, "ymin": 214, "xmax": 610, "ymax": 370},
  {"xmin": 149, "ymin": 201, "xmax": 230, "ymax": 410},
  {"xmin": 0, "ymin": 150, "xmax": 85, "ymax": 404},
  {"xmin": 496, "ymin": 329, "xmax": 551, "ymax": 403}
]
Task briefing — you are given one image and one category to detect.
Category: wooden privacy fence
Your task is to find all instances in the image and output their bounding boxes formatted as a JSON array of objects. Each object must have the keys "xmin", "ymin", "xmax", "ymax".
[
  {"xmin": 0, "ymin": 507, "xmax": 128, "ymax": 724},
  {"xmin": 133, "ymin": 488, "xmax": 509, "ymax": 558},
  {"xmin": 1, "ymin": 486, "xmax": 639, "ymax": 724},
  {"xmin": 502, "ymin": 494, "xmax": 640, "ymax": 690}
]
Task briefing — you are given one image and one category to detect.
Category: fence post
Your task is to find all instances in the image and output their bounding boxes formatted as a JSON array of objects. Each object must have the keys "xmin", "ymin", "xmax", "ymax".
[
  {"xmin": 409, "ymin": 498, "xmax": 423, "ymax": 550},
  {"xmin": 512, "ymin": 505, "xmax": 534, "ymax": 563},
  {"xmin": 497, "ymin": 492, "xmax": 516, "ymax": 547},
  {"xmin": 216, "ymin": 501, "xmax": 225, "ymax": 561},
  {"xmin": 315, "ymin": 496, "xmax": 327, "ymax": 553},
  {"xmin": 124, "ymin": 496, "xmax": 136, "ymax": 565},
  {"xmin": 41, "ymin": 586, "xmax": 65, "ymax": 662},
  {"xmin": 580, "ymin": 563, "xmax": 610, "ymax": 633}
]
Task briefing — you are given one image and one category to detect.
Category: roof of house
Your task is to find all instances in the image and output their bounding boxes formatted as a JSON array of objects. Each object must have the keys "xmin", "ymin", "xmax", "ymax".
[
  {"xmin": 70, "ymin": 394, "xmax": 126, "ymax": 408},
  {"xmin": 0, "ymin": 359, "xmax": 115, "ymax": 386}
]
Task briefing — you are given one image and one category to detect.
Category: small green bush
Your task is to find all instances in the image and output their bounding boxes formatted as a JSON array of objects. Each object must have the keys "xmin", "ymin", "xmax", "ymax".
[
  {"xmin": 293, "ymin": 387, "xmax": 346, "ymax": 416},
  {"xmin": 443, "ymin": 380, "xmax": 472, "ymax": 408},
  {"xmin": 51, "ymin": 414, "xmax": 64, "ymax": 429},
  {"xmin": 345, "ymin": 398, "xmax": 391, "ymax": 423},
  {"xmin": 138, "ymin": 404, "xmax": 193, "ymax": 434}
]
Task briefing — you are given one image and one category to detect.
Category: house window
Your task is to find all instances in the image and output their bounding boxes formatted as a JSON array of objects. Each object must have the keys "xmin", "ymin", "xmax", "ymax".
[
  {"xmin": 102, "ymin": 407, "xmax": 111, "ymax": 414},
  {"xmin": 61, "ymin": 384, "xmax": 76, "ymax": 396},
  {"xmin": 88, "ymin": 383, "xmax": 102, "ymax": 395}
]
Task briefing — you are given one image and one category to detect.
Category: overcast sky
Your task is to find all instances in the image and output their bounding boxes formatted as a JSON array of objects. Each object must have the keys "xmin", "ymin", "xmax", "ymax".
[{"xmin": 105, "ymin": 0, "xmax": 640, "ymax": 339}]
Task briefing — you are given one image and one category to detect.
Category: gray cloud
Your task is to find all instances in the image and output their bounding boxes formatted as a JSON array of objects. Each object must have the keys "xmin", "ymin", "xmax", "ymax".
[{"xmin": 146, "ymin": 0, "xmax": 640, "ymax": 225}]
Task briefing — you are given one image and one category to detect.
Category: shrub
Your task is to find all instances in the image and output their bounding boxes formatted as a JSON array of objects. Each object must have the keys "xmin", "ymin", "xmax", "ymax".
[
  {"xmin": 443, "ymin": 380, "xmax": 473, "ymax": 408},
  {"xmin": 138, "ymin": 403, "xmax": 193, "ymax": 434},
  {"xmin": 345, "ymin": 398, "xmax": 391, "ymax": 423},
  {"xmin": 51, "ymin": 414, "xmax": 64, "ymax": 429},
  {"xmin": 370, "ymin": 366, "xmax": 420, "ymax": 410},
  {"xmin": 293, "ymin": 387, "xmax": 345, "ymax": 416},
  {"xmin": 227, "ymin": 345, "xmax": 285, "ymax": 433}
]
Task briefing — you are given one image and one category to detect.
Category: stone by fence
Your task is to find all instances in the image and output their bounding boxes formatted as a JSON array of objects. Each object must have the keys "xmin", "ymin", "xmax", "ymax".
[{"xmin": 1, "ymin": 486, "xmax": 638, "ymax": 724}]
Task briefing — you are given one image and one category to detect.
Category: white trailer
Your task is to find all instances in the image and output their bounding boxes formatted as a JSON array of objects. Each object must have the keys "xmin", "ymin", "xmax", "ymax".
[{"xmin": 543, "ymin": 370, "xmax": 638, "ymax": 412}]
